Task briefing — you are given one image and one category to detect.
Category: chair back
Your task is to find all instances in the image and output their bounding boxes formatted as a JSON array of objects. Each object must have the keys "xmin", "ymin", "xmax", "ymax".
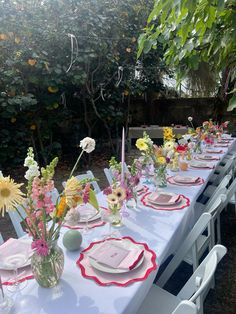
[
  {"xmin": 215, "ymin": 156, "xmax": 236, "ymax": 184},
  {"xmin": 205, "ymin": 187, "xmax": 227, "ymax": 213},
  {"xmin": 172, "ymin": 300, "xmax": 197, "ymax": 314},
  {"xmin": 104, "ymin": 163, "xmax": 129, "ymax": 186},
  {"xmin": 178, "ymin": 245, "xmax": 227, "ymax": 311},
  {"xmin": 104, "ymin": 168, "xmax": 113, "ymax": 185},
  {"xmin": 158, "ymin": 213, "xmax": 212, "ymax": 288},
  {"xmin": 226, "ymin": 177, "xmax": 236, "ymax": 203},
  {"xmin": 0, "ymin": 232, "xmax": 3, "ymax": 245},
  {"xmin": 75, "ymin": 170, "xmax": 101, "ymax": 194},
  {"xmin": 7, "ymin": 205, "xmax": 27, "ymax": 238},
  {"xmin": 205, "ymin": 191, "xmax": 227, "ymax": 217}
]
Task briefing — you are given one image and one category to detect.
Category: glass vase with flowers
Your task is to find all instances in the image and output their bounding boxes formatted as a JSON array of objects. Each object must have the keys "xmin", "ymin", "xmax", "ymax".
[{"xmin": 0, "ymin": 137, "xmax": 98, "ymax": 288}]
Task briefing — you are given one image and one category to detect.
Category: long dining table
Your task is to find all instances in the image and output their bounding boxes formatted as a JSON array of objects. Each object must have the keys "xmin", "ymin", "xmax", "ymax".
[{"xmin": 5, "ymin": 139, "xmax": 236, "ymax": 314}]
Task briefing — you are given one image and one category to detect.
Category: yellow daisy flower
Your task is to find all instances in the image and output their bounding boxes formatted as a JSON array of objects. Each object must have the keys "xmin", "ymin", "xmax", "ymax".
[
  {"xmin": 136, "ymin": 138, "xmax": 148, "ymax": 151},
  {"xmin": 0, "ymin": 176, "xmax": 24, "ymax": 216},
  {"xmin": 157, "ymin": 156, "xmax": 166, "ymax": 165}
]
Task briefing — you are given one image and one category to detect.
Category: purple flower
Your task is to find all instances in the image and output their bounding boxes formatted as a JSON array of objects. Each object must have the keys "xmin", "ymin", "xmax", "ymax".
[{"xmin": 103, "ymin": 186, "xmax": 113, "ymax": 195}]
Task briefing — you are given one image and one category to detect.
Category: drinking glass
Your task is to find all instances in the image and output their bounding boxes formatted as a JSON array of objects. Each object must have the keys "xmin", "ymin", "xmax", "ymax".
[{"xmin": 6, "ymin": 254, "xmax": 28, "ymax": 292}]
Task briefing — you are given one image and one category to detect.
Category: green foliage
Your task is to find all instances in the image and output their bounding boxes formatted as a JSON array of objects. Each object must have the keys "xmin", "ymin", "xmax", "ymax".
[
  {"xmin": 0, "ymin": 0, "xmax": 166, "ymax": 166},
  {"xmin": 138, "ymin": 0, "xmax": 236, "ymax": 105}
]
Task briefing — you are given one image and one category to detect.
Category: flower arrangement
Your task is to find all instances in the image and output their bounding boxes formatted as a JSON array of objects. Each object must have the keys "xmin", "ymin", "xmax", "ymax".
[
  {"xmin": 163, "ymin": 127, "xmax": 175, "ymax": 142},
  {"xmin": 0, "ymin": 137, "xmax": 98, "ymax": 256},
  {"xmin": 106, "ymin": 156, "xmax": 142, "ymax": 201}
]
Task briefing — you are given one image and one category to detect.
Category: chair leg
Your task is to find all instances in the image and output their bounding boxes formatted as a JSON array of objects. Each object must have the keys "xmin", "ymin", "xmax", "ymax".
[
  {"xmin": 191, "ymin": 243, "xmax": 198, "ymax": 271},
  {"xmin": 216, "ymin": 216, "xmax": 221, "ymax": 244}
]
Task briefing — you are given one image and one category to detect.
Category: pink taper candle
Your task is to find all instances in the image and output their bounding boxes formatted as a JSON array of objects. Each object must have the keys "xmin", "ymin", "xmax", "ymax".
[{"xmin": 121, "ymin": 127, "xmax": 125, "ymax": 183}]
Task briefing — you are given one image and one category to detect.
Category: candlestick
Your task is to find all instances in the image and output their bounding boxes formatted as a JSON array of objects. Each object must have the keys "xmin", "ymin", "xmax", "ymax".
[{"xmin": 121, "ymin": 127, "xmax": 125, "ymax": 183}]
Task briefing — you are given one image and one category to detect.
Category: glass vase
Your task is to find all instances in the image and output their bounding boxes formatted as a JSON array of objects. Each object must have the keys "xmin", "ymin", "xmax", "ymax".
[
  {"xmin": 194, "ymin": 141, "xmax": 202, "ymax": 154},
  {"xmin": 126, "ymin": 190, "xmax": 138, "ymax": 209},
  {"xmin": 31, "ymin": 240, "xmax": 64, "ymax": 288},
  {"xmin": 155, "ymin": 166, "xmax": 167, "ymax": 188},
  {"xmin": 111, "ymin": 211, "xmax": 123, "ymax": 227}
]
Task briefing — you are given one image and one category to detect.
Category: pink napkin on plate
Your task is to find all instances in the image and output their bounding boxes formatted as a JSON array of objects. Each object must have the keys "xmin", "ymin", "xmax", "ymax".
[
  {"xmin": 148, "ymin": 192, "xmax": 180, "ymax": 204},
  {"xmin": 214, "ymin": 144, "xmax": 228, "ymax": 147},
  {"xmin": 174, "ymin": 175, "xmax": 200, "ymax": 184},
  {"xmin": 88, "ymin": 241, "xmax": 144, "ymax": 270},
  {"xmin": 0, "ymin": 238, "xmax": 32, "ymax": 266},
  {"xmin": 206, "ymin": 149, "xmax": 223, "ymax": 154}
]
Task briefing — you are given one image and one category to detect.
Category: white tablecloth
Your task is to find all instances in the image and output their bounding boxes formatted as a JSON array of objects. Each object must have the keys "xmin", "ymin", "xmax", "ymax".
[{"xmin": 9, "ymin": 141, "xmax": 235, "ymax": 314}]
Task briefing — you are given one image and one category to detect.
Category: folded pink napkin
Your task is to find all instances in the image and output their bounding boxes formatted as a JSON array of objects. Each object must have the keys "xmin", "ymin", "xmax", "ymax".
[
  {"xmin": 89, "ymin": 242, "xmax": 144, "ymax": 270},
  {"xmin": 214, "ymin": 144, "xmax": 228, "ymax": 147},
  {"xmin": 148, "ymin": 192, "xmax": 180, "ymax": 204},
  {"xmin": 206, "ymin": 149, "xmax": 223, "ymax": 154},
  {"xmin": 199, "ymin": 155, "xmax": 219, "ymax": 161},
  {"xmin": 174, "ymin": 176, "xmax": 200, "ymax": 184}
]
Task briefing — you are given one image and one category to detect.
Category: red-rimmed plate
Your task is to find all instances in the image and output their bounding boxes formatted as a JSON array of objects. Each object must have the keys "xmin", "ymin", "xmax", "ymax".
[
  {"xmin": 141, "ymin": 192, "xmax": 190, "ymax": 211},
  {"xmin": 77, "ymin": 236, "xmax": 157, "ymax": 286}
]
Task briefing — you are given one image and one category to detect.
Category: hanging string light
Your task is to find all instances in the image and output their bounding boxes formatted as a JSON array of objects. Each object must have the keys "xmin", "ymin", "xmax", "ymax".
[
  {"xmin": 115, "ymin": 66, "xmax": 124, "ymax": 87},
  {"xmin": 66, "ymin": 33, "xmax": 79, "ymax": 73}
]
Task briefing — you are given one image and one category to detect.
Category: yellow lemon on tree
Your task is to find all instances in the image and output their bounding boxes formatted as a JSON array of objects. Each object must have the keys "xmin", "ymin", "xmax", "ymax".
[
  {"xmin": 28, "ymin": 59, "xmax": 37, "ymax": 66},
  {"xmin": 30, "ymin": 124, "xmax": 36, "ymax": 130},
  {"xmin": 48, "ymin": 86, "xmax": 59, "ymax": 93}
]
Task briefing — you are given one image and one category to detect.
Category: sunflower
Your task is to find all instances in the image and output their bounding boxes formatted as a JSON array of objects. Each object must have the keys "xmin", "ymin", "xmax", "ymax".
[
  {"xmin": 113, "ymin": 186, "xmax": 126, "ymax": 201},
  {"xmin": 136, "ymin": 138, "xmax": 148, "ymax": 151},
  {"xmin": 0, "ymin": 176, "xmax": 24, "ymax": 216}
]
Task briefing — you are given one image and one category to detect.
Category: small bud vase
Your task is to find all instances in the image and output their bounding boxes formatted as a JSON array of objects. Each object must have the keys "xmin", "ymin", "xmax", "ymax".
[
  {"xmin": 155, "ymin": 166, "xmax": 167, "ymax": 188},
  {"xmin": 31, "ymin": 240, "xmax": 64, "ymax": 288},
  {"xmin": 111, "ymin": 211, "xmax": 123, "ymax": 227}
]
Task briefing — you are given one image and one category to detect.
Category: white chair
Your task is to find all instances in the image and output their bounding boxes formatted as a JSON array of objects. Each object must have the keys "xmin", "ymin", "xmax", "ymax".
[
  {"xmin": 7, "ymin": 205, "xmax": 27, "ymax": 238},
  {"xmin": 137, "ymin": 245, "xmax": 227, "ymax": 314},
  {"xmin": 226, "ymin": 177, "xmax": 236, "ymax": 214},
  {"xmin": 103, "ymin": 167, "xmax": 113, "ymax": 185},
  {"xmin": 104, "ymin": 164, "xmax": 129, "ymax": 186},
  {"xmin": 0, "ymin": 232, "xmax": 3, "ymax": 245},
  {"xmin": 200, "ymin": 172, "xmax": 231, "ymax": 199},
  {"xmin": 158, "ymin": 213, "xmax": 211, "ymax": 287},
  {"xmin": 208, "ymin": 156, "xmax": 236, "ymax": 185}
]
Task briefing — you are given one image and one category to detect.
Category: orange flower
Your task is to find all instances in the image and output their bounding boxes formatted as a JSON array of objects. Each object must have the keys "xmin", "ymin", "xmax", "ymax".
[
  {"xmin": 28, "ymin": 59, "xmax": 37, "ymax": 66},
  {"xmin": 0, "ymin": 34, "xmax": 8, "ymax": 40},
  {"xmin": 56, "ymin": 196, "xmax": 67, "ymax": 218}
]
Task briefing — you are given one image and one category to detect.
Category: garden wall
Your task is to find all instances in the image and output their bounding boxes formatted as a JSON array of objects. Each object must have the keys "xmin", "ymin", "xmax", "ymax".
[{"xmin": 129, "ymin": 97, "xmax": 236, "ymax": 134}]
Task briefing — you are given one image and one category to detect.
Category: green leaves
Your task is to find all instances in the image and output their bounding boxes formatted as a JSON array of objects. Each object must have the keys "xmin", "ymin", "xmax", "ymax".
[{"xmin": 227, "ymin": 95, "xmax": 236, "ymax": 111}]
